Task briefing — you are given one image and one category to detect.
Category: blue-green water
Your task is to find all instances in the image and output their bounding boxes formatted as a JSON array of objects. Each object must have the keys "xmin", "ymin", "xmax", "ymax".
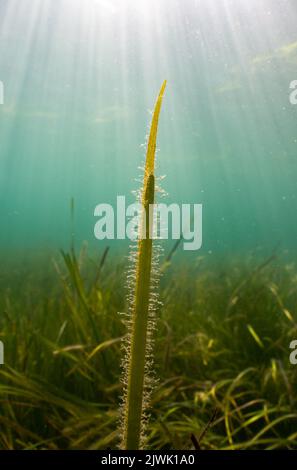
[{"xmin": 0, "ymin": 0, "xmax": 297, "ymax": 258}]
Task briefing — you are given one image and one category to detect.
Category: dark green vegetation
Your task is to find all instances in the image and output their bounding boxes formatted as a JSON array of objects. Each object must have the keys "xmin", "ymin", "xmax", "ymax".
[{"xmin": 0, "ymin": 248, "xmax": 297, "ymax": 450}]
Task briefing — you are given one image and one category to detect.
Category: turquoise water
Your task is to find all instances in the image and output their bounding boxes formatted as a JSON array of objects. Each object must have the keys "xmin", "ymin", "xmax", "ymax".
[{"xmin": 0, "ymin": 0, "xmax": 297, "ymax": 257}]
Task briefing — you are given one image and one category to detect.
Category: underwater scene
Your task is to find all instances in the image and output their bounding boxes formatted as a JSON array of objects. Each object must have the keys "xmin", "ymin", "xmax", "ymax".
[{"xmin": 1, "ymin": 0, "xmax": 297, "ymax": 452}]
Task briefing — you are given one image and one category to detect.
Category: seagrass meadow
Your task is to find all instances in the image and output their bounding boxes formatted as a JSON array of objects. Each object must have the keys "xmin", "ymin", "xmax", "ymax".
[
  {"xmin": 1, "ymin": 0, "xmax": 297, "ymax": 452},
  {"xmin": 1, "ymin": 250, "xmax": 297, "ymax": 449}
]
